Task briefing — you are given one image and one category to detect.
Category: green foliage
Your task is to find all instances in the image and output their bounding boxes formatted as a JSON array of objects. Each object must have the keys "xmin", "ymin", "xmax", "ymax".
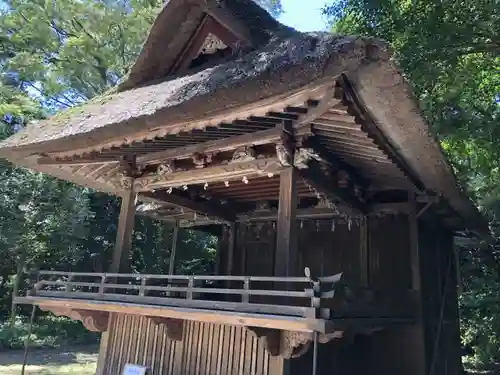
[
  {"xmin": 0, "ymin": 0, "xmax": 221, "ymax": 342},
  {"xmin": 326, "ymin": 0, "xmax": 500, "ymax": 368},
  {"xmin": 0, "ymin": 0, "xmax": 163, "ymax": 108},
  {"xmin": 0, "ymin": 315, "xmax": 98, "ymax": 350}
]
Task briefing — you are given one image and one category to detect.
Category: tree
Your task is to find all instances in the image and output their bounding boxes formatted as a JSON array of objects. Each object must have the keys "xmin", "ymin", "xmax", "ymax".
[
  {"xmin": 325, "ymin": 0, "xmax": 500, "ymax": 368},
  {"xmin": 0, "ymin": 0, "xmax": 163, "ymax": 110}
]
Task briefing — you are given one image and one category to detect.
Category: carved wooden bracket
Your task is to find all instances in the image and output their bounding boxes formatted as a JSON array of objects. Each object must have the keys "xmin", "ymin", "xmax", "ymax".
[
  {"xmin": 247, "ymin": 327, "xmax": 343, "ymax": 359},
  {"xmin": 40, "ymin": 306, "xmax": 109, "ymax": 332},
  {"xmin": 150, "ymin": 317, "xmax": 184, "ymax": 341}
]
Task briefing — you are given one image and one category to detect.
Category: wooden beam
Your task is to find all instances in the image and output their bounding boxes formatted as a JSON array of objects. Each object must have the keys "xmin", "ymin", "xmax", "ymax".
[
  {"xmin": 140, "ymin": 191, "xmax": 236, "ymax": 222},
  {"xmin": 37, "ymin": 155, "xmax": 119, "ymax": 166},
  {"xmin": 275, "ymin": 168, "xmax": 298, "ymax": 277},
  {"xmin": 298, "ymin": 163, "xmax": 366, "ymax": 213},
  {"xmin": 22, "ymin": 297, "xmax": 325, "ymax": 333},
  {"xmin": 137, "ymin": 125, "xmax": 290, "ymax": 165},
  {"xmin": 110, "ymin": 188, "xmax": 137, "ymax": 273},
  {"xmin": 134, "ymin": 157, "xmax": 284, "ymax": 192}
]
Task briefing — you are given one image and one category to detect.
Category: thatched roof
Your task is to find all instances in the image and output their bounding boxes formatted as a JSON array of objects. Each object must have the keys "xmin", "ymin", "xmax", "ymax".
[
  {"xmin": 0, "ymin": 0, "xmax": 487, "ymax": 233},
  {"xmin": 0, "ymin": 33, "xmax": 385, "ymax": 154}
]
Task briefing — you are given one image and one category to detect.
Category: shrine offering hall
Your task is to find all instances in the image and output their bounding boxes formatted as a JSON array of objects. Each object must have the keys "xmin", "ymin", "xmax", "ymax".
[{"xmin": 0, "ymin": 1, "xmax": 486, "ymax": 375}]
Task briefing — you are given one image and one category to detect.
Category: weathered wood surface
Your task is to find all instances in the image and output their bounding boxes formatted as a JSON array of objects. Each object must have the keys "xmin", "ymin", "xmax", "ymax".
[
  {"xmin": 110, "ymin": 188, "xmax": 137, "ymax": 273},
  {"xmin": 102, "ymin": 313, "xmax": 284, "ymax": 375},
  {"xmin": 275, "ymin": 167, "xmax": 298, "ymax": 277}
]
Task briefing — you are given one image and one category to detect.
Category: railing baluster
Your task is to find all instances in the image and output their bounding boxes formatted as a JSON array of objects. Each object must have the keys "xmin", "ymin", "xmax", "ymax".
[
  {"xmin": 187, "ymin": 277, "xmax": 194, "ymax": 300},
  {"xmin": 140, "ymin": 276, "xmax": 147, "ymax": 296},
  {"xmin": 243, "ymin": 277, "xmax": 250, "ymax": 304},
  {"xmin": 66, "ymin": 273, "xmax": 73, "ymax": 292},
  {"xmin": 99, "ymin": 275, "xmax": 106, "ymax": 295}
]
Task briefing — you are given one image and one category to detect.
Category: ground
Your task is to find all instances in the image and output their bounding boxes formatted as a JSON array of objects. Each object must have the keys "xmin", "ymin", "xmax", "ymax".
[
  {"xmin": 0, "ymin": 345, "xmax": 98, "ymax": 375},
  {"xmin": 0, "ymin": 345, "xmax": 497, "ymax": 375}
]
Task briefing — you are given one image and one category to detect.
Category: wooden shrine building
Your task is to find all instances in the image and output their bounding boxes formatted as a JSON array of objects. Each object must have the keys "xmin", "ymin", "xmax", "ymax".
[{"xmin": 0, "ymin": 0, "xmax": 487, "ymax": 374}]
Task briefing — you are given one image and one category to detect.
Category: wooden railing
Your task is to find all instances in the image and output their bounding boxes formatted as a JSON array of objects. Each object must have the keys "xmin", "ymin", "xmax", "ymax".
[{"xmin": 25, "ymin": 269, "xmax": 343, "ymax": 319}]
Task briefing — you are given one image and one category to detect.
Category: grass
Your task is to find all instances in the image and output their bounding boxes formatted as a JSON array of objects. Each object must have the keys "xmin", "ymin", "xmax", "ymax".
[{"xmin": 1, "ymin": 363, "xmax": 96, "ymax": 375}]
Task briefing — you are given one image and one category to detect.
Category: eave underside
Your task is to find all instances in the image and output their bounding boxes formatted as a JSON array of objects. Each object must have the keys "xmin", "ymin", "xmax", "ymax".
[{"xmin": 20, "ymin": 78, "xmax": 466, "ymax": 230}]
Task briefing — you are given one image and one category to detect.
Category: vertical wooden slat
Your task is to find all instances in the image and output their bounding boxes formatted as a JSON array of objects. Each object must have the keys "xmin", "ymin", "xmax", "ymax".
[
  {"xmin": 111, "ymin": 189, "xmax": 137, "ymax": 273},
  {"xmin": 275, "ymin": 167, "xmax": 298, "ymax": 277}
]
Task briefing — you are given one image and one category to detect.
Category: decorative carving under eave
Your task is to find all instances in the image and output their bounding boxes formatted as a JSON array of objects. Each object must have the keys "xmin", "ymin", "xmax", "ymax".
[
  {"xmin": 247, "ymin": 328, "xmax": 343, "ymax": 359},
  {"xmin": 294, "ymin": 148, "xmax": 320, "ymax": 169},
  {"xmin": 158, "ymin": 161, "xmax": 175, "ymax": 175},
  {"xmin": 230, "ymin": 147, "xmax": 256, "ymax": 163},
  {"xmin": 150, "ymin": 317, "xmax": 184, "ymax": 341},
  {"xmin": 39, "ymin": 306, "xmax": 109, "ymax": 332},
  {"xmin": 192, "ymin": 152, "xmax": 214, "ymax": 169},
  {"xmin": 276, "ymin": 142, "xmax": 293, "ymax": 167}
]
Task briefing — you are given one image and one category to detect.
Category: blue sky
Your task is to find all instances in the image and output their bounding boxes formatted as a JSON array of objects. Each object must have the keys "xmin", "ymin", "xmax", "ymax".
[{"xmin": 278, "ymin": 0, "xmax": 330, "ymax": 32}]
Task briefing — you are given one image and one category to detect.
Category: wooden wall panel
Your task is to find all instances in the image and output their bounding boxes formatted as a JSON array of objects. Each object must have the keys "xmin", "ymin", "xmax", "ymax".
[
  {"xmin": 297, "ymin": 220, "xmax": 361, "ymax": 282},
  {"xmin": 103, "ymin": 313, "xmax": 283, "ymax": 375},
  {"xmin": 368, "ymin": 215, "xmax": 412, "ymax": 290},
  {"xmin": 418, "ymin": 222, "xmax": 462, "ymax": 375}
]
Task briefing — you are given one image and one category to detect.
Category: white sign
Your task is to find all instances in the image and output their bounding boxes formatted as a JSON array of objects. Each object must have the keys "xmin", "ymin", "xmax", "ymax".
[{"xmin": 123, "ymin": 364, "xmax": 147, "ymax": 375}]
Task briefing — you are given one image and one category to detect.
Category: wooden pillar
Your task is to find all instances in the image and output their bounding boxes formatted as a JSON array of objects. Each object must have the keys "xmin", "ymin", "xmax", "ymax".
[
  {"xmin": 226, "ymin": 223, "xmax": 236, "ymax": 276},
  {"xmin": 110, "ymin": 187, "xmax": 137, "ymax": 273},
  {"xmin": 168, "ymin": 221, "xmax": 179, "ymax": 275},
  {"xmin": 274, "ymin": 169, "xmax": 297, "ymax": 375},
  {"xmin": 408, "ymin": 191, "xmax": 427, "ymax": 375},
  {"xmin": 274, "ymin": 167, "xmax": 298, "ymax": 277}
]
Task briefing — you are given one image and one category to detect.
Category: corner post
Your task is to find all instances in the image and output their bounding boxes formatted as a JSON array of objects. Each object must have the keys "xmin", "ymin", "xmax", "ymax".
[
  {"xmin": 408, "ymin": 190, "xmax": 427, "ymax": 375},
  {"xmin": 110, "ymin": 186, "xmax": 137, "ymax": 273},
  {"xmin": 274, "ymin": 167, "xmax": 298, "ymax": 277}
]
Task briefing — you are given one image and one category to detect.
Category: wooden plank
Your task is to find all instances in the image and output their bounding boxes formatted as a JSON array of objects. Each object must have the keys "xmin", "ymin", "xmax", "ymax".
[
  {"xmin": 134, "ymin": 157, "xmax": 284, "ymax": 192},
  {"xmin": 274, "ymin": 168, "xmax": 298, "ymax": 277},
  {"xmin": 140, "ymin": 191, "xmax": 236, "ymax": 222},
  {"xmin": 35, "ymin": 270, "xmax": 318, "ymax": 283},
  {"xmin": 28, "ymin": 297, "xmax": 322, "ymax": 332},
  {"xmin": 137, "ymin": 125, "xmax": 286, "ymax": 165},
  {"xmin": 111, "ymin": 188, "xmax": 137, "ymax": 273},
  {"xmin": 36, "ymin": 290, "xmax": 312, "ymax": 316}
]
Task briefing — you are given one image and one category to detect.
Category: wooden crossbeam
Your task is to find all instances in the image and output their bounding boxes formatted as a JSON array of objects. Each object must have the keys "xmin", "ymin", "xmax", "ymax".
[
  {"xmin": 137, "ymin": 125, "xmax": 291, "ymax": 165},
  {"xmin": 140, "ymin": 191, "xmax": 236, "ymax": 222},
  {"xmin": 298, "ymin": 163, "xmax": 367, "ymax": 213},
  {"xmin": 134, "ymin": 157, "xmax": 285, "ymax": 192},
  {"xmin": 303, "ymin": 139, "xmax": 368, "ymax": 188}
]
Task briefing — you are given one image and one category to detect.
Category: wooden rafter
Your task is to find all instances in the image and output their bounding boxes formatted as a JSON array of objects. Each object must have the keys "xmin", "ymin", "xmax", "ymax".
[
  {"xmin": 137, "ymin": 125, "xmax": 296, "ymax": 165},
  {"xmin": 140, "ymin": 191, "xmax": 236, "ymax": 222},
  {"xmin": 339, "ymin": 74, "xmax": 425, "ymax": 191}
]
